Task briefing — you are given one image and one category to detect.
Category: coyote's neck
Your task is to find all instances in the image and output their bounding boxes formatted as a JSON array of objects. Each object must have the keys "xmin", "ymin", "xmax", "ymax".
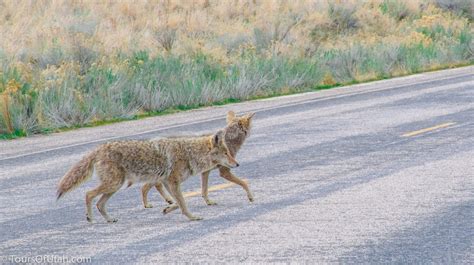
[{"xmin": 184, "ymin": 136, "xmax": 216, "ymax": 175}]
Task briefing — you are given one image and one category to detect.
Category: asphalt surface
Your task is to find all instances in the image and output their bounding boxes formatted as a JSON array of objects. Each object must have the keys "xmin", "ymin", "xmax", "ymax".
[{"xmin": 0, "ymin": 66, "xmax": 473, "ymax": 264}]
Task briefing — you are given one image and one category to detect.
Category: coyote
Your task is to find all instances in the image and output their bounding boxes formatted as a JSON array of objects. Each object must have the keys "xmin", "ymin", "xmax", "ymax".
[
  {"xmin": 141, "ymin": 111, "xmax": 255, "ymax": 211},
  {"xmin": 56, "ymin": 130, "xmax": 238, "ymax": 223}
]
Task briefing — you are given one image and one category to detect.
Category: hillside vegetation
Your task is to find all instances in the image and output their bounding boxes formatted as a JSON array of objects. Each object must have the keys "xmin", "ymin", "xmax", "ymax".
[{"xmin": 1, "ymin": 0, "xmax": 473, "ymax": 137}]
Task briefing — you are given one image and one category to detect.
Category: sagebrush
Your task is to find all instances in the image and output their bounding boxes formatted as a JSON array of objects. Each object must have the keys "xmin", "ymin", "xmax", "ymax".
[{"xmin": 0, "ymin": 0, "xmax": 472, "ymax": 136}]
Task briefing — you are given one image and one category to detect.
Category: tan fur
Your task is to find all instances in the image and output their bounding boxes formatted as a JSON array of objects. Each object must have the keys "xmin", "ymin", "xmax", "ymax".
[
  {"xmin": 142, "ymin": 111, "xmax": 255, "ymax": 210},
  {"xmin": 56, "ymin": 130, "xmax": 238, "ymax": 223},
  {"xmin": 57, "ymin": 151, "xmax": 97, "ymax": 200}
]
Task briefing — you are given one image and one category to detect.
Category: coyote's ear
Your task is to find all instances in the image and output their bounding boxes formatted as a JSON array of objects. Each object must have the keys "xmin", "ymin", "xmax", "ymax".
[
  {"xmin": 247, "ymin": 112, "xmax": 256, "ymax": 120},
  {"xmin": 226, "ymin": 111, "xmax": 236, "ymax": 124}
]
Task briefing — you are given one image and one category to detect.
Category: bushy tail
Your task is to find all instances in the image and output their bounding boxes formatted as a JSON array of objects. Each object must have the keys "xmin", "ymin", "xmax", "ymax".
[{"xmin": 57, "ymin": 151, "xmax": 97, "ymax": 200}]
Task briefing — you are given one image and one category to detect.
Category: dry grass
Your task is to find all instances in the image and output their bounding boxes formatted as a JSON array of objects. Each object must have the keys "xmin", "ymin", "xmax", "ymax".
[{"xmin": 0, "ymin": 0, "xmax": 472, "ymax": 136}]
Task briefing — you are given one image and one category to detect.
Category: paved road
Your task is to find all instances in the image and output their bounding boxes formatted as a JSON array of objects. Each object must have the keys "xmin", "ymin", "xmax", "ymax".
[{"xmin": 0, "ymin": 66, "xmax": 473, "ymax": 264}]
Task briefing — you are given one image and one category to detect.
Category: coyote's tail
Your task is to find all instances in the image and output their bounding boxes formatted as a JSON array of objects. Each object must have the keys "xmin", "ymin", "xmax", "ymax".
[{"xmin": 56, "ymin": 151, "xmax": 97, "ymax": 200}]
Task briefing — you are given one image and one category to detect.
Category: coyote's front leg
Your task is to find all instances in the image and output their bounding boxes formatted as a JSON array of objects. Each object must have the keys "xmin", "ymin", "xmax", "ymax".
[
  {"xmin": 141, "ymin": 183, "xmax": 154, "ymax": 208},
  {"xmin": 155, "ymin": 182, "xmax": 174, "ymax": 205},
  {"xmin": 142, "ymin": 182, "xmax": 174, "ymax": 208},
  {"xmin": 219, "ymin": 166, "xmax": 254, "ymax": 202},
  {"xmin": 163, "ymin": 179, "xmax": 202, "ymax": 221},
  {"xmin": 201, "ymin": 170, "xmax": 217, "ymax": 205}
]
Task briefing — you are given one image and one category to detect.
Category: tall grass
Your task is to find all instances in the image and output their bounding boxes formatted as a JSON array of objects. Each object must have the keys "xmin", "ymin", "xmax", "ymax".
[{"xmin": 0, "ymin": 0, "xmax": 472, "ymax": 137}]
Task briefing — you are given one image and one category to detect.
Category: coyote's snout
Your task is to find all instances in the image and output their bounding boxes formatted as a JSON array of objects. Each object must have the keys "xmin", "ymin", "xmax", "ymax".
[
  {"xmin": 57, "ymin": 128, "xmax": 237, "ymax": 223},
  {"xmin": 211, "ymin": 141, "xmax": 239, "ymax": 168},
  {"xmin": 209, "ymin": 131, "xmax": 240, "ymax": 169}
]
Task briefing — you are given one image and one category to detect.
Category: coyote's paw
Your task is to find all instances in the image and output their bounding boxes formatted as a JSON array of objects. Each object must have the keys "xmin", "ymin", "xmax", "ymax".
[
  {"xmin": 248, "ymin": 195, "xmax": 254, "ymax": 202},
  {"xmin": 86, "ymin": 216, "xmax": 93, "ymax": 223},
  {"xmin": 189, "ymin": 216, "xmax": 203, "ymax": 221},
  {"xmin": 165, "ymin": 199, "xmax": 174, "ymax": 205},
  {"xmin": 107, "ymin": 218, "xmax": 118, "ymax": 223},
  {"xmin": 163, "ymin": 206, "xmax": 173, "ymax": 215},
  {"xmin": 144, "ymin": 203, "xmax": 153, "ymax": 208},
  {"xmin": 205, "ymin": 200, "xmax": 217, "ymax": 206}
]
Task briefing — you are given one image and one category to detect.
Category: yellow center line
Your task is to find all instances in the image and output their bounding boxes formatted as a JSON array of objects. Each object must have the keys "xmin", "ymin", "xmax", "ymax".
[
  {"xmin": 401, "ymin": 122, "xmax": 456, "ymax": 137},
  {"xmin": 184, "ymin": 179, "xmax": 248, "ymax": 198}
]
